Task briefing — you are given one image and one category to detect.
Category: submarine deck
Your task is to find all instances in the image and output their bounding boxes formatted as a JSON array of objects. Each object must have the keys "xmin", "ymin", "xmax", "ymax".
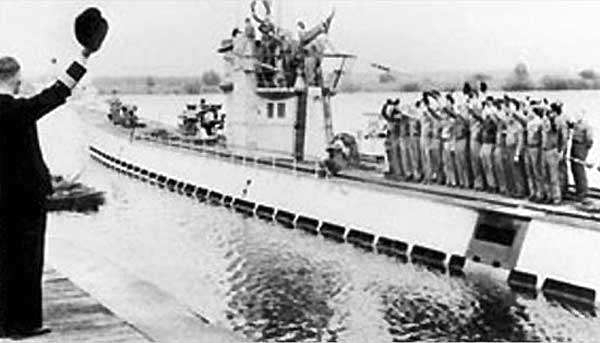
[{"xmin": 81, "ymin": 107, "xmax": 600, "ymax": 230}]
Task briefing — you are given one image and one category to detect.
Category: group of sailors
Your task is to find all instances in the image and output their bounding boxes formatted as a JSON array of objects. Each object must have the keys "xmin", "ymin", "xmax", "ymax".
[
  {"xmin": 107, "ymin": 90, "xmax": 143, "ymax": 128},
  {"xmin": 381, "ymin": 82, "xmax": 594, "ymax": 204},
  {"xmin": 226, "ymin": 0, "xmax": 334, "ymax": 88},
  {"xmin": 179, "ymin": 98, "xmax": 226, "ymax": 139}
]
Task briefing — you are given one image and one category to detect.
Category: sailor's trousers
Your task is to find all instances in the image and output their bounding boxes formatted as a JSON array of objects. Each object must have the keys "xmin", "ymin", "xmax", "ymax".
[
  {"xmin": 454, "ymin": 138, "xmax": 469, "ymax": 188},
  {"xmin": 480, "ymin": 143, "xmax": 496, "ymax": 190},
  {"xmin": 542, "ymin": 148, "xmax": 562, "ymax": 202},
  {"xmin": 505, "ymin": 144, "xmax": 526, "ymax": 197},
  {"xmin": 571, "ymin": 142, "xmax": 590, "ymax": 201},
  {"xmin": 409, "ymin": 136, "xmax": 421, "ymax": 180},
  {"xmin": 493, "ymin": 144, "xmax": 508, "ymax": 194},
  {"xmin": 442, "ymin": 140, "xmax": 456, "ymax": 186},
  {"xmin": 469, "ymin": 140, "xmax": 484, "ymax": 190}
]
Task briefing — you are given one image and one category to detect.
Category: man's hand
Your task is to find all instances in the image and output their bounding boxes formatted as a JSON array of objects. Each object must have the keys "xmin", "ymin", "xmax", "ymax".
[{"xmin": 82, "ymin": 48, "xmax": 92, "ymax": 59}]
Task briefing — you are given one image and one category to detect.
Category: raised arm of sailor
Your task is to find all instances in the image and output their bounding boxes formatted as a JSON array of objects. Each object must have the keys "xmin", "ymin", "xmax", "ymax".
[
  {"xmin": 427, "ymin": 107, "xmax": 441, "ymax": 120},
  {"xmin": 512, "ymin": 111, "xmax": 528, "ymax": 126},
  {"xmin": 380, "ymin": 103, "xmax": 391, "ymax": 121},
  {"xmin": 442, "ymin": 107, "xmax": 456, "ymax": 118},
  {"xmin": 468, "ymin": 107, "xmax": 483, "ymax": 122}
]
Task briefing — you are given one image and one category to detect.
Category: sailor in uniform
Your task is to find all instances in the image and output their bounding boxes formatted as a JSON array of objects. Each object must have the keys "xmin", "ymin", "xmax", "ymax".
[
  {"xmin": 540, "ymin": 105, "xmax": 564, "ymax": 204},
  {"xmin": 552, "ymin": 103, "xmax": 570, "ymax": 197},
  {"xmin": 492, "ymin": 100, "xmax": 509, "ymax": 196},
  {"xmin": 525, "ymin": 104, "xmax": 545, "ymax": 202},
  {"xmin": 397, "ymin": 101, "xmax": 413, "ymax": 180},
  {"xmin": 570, "ymin": 109, "xmax": 594, "ymax": 202},
  {"xmin": 467, "ymin": 92, "xmax": 485, "ymax": 190},
  {"xmin": 453, "ymin": 98, "xmax": 470, "ymax": 188},
  {"xmin": 381, "ymin": 99, "xmax": 403, "ymax": 179},
  {"xmin": 0, "ymin": 8, "xmax": 107, "ymax": 338},
  {"xmin": 419, "ymin": 98, "xmax": 434, "ymax": 184},
  {"xmin": 479, "ymin": 97, "xmax": 498, "ymax": 193},
  {"xmin": 107, "ymin": 89, "xmax": 122, "ymax": 123},
  {"xmin": 440, "ymin": 95, "xmax": 457, "ymax": 187},
  {"xmin": 427, "ymin": 94, "xmax": 444, "ymax": 184},
  {"xmin": 408, "ymin": 101, "xmax": 422, "ymax": 182},
  {"xmin": 505, "ymin": 100, "xmax": 527, "ymax": 198}
]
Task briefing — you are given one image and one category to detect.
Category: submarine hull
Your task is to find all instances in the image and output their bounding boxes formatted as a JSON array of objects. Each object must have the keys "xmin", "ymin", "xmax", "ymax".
[{"xmin": 89, "ymin": 129, "xmax": 600, "ymax": 307}]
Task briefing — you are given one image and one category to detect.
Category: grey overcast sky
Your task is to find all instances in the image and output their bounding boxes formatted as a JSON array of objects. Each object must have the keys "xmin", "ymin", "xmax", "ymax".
[{"xmin": 1, "ymin": 0, "xmax": 600, "ymax": 78}]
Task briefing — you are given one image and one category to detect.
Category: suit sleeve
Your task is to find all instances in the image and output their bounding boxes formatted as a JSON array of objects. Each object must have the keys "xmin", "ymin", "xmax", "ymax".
[{"xmin": 0, "ymin": 60, "xmax": 86, "ymax": 125}]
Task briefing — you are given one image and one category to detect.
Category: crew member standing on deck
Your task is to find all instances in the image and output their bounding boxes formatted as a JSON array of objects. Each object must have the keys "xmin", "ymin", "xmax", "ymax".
[
  {"xmin": 397, "ymin": 101, "xmax": 413, "ymax": 181},
  {"xmin": 107, "ymin": 89, "xmax": 122, "ymax": 123},
  {"xmin": 480, "ymin": 97, "xmax": 498, "ymax": 193},
  {"xmin": 492, "ymin": 100, "xmax": 509, "ymax": 196},
  {"xmin": 427, "ymin": 93, "xmax": 444, "ymax": 184},
  {"xmin": 409, "ymin": 101, "xmax": 422, "ymax": 182},
  {"xmin": 505, "ymin": 99, "xmax": 527, "ymax": 198},
  {"xmin": 420, "ymin": 96, "xmax": 435, "ymax": 183},
  {"xmin": 552, "ymin": 102, "xmax": 570, "ymax": 197},
  {"xmin": 381, "ymin": 99, "xmax": 403, "ymax": 179},
  {"xmin": 541, "ymin": 105, "xmax": 564, "ymax": 204},
  {"xmin": 570, "ymin": 109, "xmax": 594, "ymax": 202},
  {"xmin": 440, "ymin": 94, "xmax": 457, "ymax": 187},
  {"xmin": 525, "ymin": 104, "xmax": 545, "ymax": 202},
  {"xmin": 467, "ymin": 92, "xmax": 485, "ymax": 190},
  {"xmin": 453, "ymin": 98, "xmax": 470, "ymax": 188},
  {"xmin": 0, "ymin": 8, "xmax": 107, "ymax": 338}
]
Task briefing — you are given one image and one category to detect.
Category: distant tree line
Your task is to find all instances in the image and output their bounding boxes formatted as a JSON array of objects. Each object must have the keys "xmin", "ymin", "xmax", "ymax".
[
  {"xmin": 369, "ymin": 62, "xmax": 600, "ymax": 93},
  {"xmin": 94, "ymin": 70, "xmax": 223, "ymax": 95}
]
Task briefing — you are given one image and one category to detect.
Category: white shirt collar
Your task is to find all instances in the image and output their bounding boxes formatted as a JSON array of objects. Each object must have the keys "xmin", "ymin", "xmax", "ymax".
[{"xmin": 0, "ymin": 84, "xmax": 14, "ymax": 96}]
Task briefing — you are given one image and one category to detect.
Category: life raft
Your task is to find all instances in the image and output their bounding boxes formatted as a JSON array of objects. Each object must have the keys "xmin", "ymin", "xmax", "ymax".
[{"xmin": 47, "ymin": 176, "xmax": 105, "ymax": 213}]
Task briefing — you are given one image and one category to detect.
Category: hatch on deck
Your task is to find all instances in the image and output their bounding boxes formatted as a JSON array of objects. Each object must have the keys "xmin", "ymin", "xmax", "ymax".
[{"xmin": 466, "ymin": 210, "xmax": 531, "ymax": 269}]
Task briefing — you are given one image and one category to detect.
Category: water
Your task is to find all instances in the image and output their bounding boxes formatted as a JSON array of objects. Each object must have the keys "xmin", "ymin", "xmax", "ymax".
[{"xmin": 41, "ymin": 91, "xmax": 600, "ymax": 341}]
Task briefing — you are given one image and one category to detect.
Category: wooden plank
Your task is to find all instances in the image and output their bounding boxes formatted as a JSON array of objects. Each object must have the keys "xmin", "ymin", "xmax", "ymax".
[{"xmin": 18, "ymin": 268, "xmax": 150, "ymax": 343}]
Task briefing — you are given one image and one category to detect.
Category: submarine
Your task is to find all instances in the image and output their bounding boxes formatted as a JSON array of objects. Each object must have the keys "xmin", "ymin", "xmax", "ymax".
[{"xmin": 81, "ymin": 3, "xmax": 600, "ymax": 309}]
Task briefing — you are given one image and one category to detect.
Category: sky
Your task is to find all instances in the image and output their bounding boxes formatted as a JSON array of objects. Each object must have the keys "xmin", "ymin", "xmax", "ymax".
[{"xmin": 2, "ymin": 0, "xmax": 600, "ymax": 78}]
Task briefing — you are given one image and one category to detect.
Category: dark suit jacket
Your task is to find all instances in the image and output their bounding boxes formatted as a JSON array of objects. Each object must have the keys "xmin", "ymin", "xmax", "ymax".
[{"xmin": 0, "ymin": 81, "xmax": 72, "ymax": 209}]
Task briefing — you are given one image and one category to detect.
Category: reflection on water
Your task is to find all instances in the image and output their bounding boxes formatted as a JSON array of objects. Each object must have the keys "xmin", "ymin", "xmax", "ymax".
[
  {"xmin": 225, "ymin": 244, "xmax": 344, "ymax": 341},
  {"xmin": 42, "ymin": 101, "xmax": 600, "ymax": 342}
]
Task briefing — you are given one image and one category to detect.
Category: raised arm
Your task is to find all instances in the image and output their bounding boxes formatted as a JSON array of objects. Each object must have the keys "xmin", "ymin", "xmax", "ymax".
[
  {"xmin": 1, "ymin": 62, "xmax": 87, "ymax": 125},
  {"xmin": 380, "ymin": 103, "xmax": 392, "ymax": 121},
  {"xmin": 442, "ymin": 106, "xmax": 457, "ymax": 119},
  {"xmin": 467, "ymin": 107, "xmax": 483, "ymax": 122},
  {"xmin": 511, "ymin": 110, "xmax": 528, "ymax": 126},
  {"xmin": 427, "ymin": 107, "xmax": 442, "ymax": 120},
  {"xmin": 1, "ymin": 7, "xmax": 107, "ymax": 125}
]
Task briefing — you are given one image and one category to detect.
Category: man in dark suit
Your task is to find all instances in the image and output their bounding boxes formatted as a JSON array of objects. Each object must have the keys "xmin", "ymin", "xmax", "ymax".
[{"xmin": 0, "ymin": 8, "xmax": 107, "ymax": 338}]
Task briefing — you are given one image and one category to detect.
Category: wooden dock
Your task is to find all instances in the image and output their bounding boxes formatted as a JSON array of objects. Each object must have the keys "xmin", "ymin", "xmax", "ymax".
[{"xmin": 13, "ymin": 268, "xmax": 150, "ymax": 343}]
